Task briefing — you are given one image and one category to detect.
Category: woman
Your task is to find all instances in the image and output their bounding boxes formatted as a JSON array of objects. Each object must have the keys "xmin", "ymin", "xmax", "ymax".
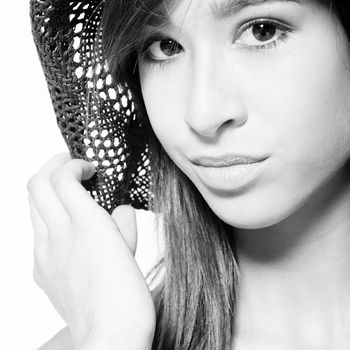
[{"xmin": 28, "ymin": 0, "xmax": 350, "ymax": 349}]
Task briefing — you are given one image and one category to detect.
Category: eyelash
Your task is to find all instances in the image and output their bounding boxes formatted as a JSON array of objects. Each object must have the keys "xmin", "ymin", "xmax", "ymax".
[
  {"xmin": 139, "ymin": 35, "xmax": 174, "ymax": 68},
  {"xmin": 235, "ymin": 18, "xmax": 292, "ymax": 50},
  {"xmin": 139, "ymin": 18, "xmax": 293, "ymax": 67}
]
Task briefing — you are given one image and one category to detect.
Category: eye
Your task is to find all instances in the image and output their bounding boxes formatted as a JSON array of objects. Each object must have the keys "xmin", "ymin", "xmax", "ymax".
[
  {"xmin": 143, "ymin": 37, "xmax": 183, "ymax": 62},
  {"xmin": 235, "ymin": 19, "xmax": 291, "ymax": 49}
]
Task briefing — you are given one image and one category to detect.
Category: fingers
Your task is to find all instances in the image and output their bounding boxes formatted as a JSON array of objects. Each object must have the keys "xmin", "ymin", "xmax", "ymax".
[
  {"xmin": 27, "ymin": 153, "xmax": 72, "ymax": 228},
  {"xmin": 27, "ymin": 152, "xmax": 98, "ymax": 226},
  {"xmin": 111, "ymin": 205, "xmax": 138, "ymax": 256},
  {"xmin": 51, "ymin": 158, "xmax": 99, "ymax": 222}
]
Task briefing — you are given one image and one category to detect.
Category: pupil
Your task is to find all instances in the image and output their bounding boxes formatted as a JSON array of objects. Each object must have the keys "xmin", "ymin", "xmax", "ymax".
[
  {"xmin": 160, "ymin": 39, "xmax": 181, "ymax": 56},
  {"xmin": 252, "ymin": 23, "xmax": 276, "ymax": 41}
]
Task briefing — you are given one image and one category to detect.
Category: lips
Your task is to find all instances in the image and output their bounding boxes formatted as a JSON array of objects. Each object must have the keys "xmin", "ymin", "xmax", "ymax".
[
  {"xmin": 190, "ymin": 155, "xmax": 270, "ymax": 192},
  {"xmin": 191, "ymin": 154, "xmax": 269, "ymax": 167}
]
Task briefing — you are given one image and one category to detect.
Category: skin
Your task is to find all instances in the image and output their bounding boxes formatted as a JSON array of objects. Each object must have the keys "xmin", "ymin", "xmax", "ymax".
[{"xmin": 138, "ymin": 0, "xmax": 350, "ymax": 348}]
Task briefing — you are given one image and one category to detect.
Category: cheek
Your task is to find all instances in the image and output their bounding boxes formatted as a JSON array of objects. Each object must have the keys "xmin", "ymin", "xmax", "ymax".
[
  {"xmin": 261, "ymin": 67, "xmax": 350, "ymax": 169},
  {"xmin": 203, "ymin": 57, "xmax": 350, "ymax": 227},
  {"xmin": 295, "ymin": 69, "xmax": 347, "ymax": 170},
  {"xmin": 216, "ymin": 47, "xmax": 350, "ymax": 228},
  {"xmin": 246, "ymin": 15, "xmax": 350, "ymax": 177}
]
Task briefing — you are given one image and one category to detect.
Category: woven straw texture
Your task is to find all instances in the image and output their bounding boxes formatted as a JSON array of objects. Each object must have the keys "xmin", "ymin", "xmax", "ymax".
[{"xmin": 30, "ymin": 0, "xmax": 152, "ymax": 214}]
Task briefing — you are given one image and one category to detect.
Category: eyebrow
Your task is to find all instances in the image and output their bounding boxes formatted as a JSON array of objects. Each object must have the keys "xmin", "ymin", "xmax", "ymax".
[
  {"xmin": 147, "ymin": 0, "xmax": 300, "ymax": 29},
  {"xmin": 211, "ymin": 0, "xmax": 301, "ymax": 19}
]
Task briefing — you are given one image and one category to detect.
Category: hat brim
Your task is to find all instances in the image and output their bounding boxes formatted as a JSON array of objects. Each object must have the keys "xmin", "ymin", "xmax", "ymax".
[{"xmin": 30, "ymin": 0, "xmax": 152, "ymax": 213}]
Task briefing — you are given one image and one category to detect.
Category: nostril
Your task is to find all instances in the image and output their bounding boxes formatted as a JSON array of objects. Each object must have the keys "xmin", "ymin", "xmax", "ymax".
[
  {"xmin": 185, "ymin": 107, "xmax": 248, "ymax": 138},
  {"xmin": 218, "ymin": 118, "xmax": 237, "ymax": 131},
  {"xmin": 223, "ymin": 119, "xmax": 234, "ymax": 127}
]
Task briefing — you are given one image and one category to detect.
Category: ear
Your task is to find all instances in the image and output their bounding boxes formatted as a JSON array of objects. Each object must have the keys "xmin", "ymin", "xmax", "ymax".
[{"xmin": 111, "ymin": 205, "xmax": 138, "ymax": 256}]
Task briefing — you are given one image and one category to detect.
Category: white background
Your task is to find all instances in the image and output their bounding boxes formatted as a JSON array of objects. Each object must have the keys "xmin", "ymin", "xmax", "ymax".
[
  {"xmin": 0, "ymin": 2, "xmax": 160, "ymax": 348},
  {"xmin": 1, "ymin": 1, "xmax": 68, "ymax": 347}
]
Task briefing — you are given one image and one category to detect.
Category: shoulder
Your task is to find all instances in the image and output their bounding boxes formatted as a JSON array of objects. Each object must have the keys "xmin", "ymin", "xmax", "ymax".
[{"xmin": 38, "ymin": 327, "xmax": 74, "ymax": 350}]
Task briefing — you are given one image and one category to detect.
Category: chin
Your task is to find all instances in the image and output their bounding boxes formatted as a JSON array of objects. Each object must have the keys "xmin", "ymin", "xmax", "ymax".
[
  {"xmin": 218, "ymin": 210, "xmax": 289, "ymax": 229},
  {"xmin": 203, "ymin": 191, "xmax": 302, "ymax": 230}
]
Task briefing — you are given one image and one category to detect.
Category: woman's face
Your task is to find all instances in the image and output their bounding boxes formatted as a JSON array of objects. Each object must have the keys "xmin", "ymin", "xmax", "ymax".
[{"xmin": 138, "ymin": 0, "xmax": 350, "ymax": 229}]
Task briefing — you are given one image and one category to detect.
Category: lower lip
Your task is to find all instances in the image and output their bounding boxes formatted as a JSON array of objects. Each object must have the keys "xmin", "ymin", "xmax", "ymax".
[{"xmin": 194, "ymin": 159, "xmax": 268, "ymax": 193}]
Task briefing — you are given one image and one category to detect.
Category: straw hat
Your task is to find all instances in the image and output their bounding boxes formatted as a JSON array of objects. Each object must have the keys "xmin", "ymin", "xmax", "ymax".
[{"xmin": 30, "ymin": 0, "xmax": 153, "ymax": 214}]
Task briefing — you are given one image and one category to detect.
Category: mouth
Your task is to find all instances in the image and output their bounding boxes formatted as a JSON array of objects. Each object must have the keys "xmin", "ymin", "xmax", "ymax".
[
  {"xmin": 191, "ymin": 156, "xmax": 269, "ymax": 193},
  {"xmin": 191, "ymin": 154, "xmax": 269, "ymax": 167}
]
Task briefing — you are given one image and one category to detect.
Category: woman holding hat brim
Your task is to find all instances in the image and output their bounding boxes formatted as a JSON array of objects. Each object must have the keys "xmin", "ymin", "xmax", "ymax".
[{"xmin": 28, "ymin": 0, "xmax": 350, "ymax": 349}]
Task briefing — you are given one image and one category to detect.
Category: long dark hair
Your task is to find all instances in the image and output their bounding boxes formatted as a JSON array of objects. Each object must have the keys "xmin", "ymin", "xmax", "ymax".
[{"xmin": 101, "ymin": 1, "xmax": 350, "ymax": 349}]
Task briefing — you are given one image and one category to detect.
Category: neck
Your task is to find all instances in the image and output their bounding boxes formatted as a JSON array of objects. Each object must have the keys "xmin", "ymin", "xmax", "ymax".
[{"xmin": 232, "ymin": 165, "xmax": 350, "ymax": 348}]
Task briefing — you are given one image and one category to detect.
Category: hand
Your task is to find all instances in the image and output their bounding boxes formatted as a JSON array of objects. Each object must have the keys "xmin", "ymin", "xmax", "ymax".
[{"xmin": 27, "ymin": 153, "xmax": 156, "ymax": 349}]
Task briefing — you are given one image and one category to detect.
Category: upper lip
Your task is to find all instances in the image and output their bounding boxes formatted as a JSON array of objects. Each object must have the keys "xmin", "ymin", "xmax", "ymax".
[{"xmin": 191, "ymin": 154, "xmax": 269, "ymax": 167}]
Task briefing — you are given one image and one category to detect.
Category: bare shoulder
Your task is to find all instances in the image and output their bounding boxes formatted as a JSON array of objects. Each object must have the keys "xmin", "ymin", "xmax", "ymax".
[{"xmin": 38, "ymin": 327, "xmax": 74, "ymax": 350}]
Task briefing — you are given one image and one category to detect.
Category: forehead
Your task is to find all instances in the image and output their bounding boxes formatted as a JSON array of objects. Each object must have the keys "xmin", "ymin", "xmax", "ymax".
[
  {"xmin": 212, "ymin": 0, "xmax": 300, "ymax": 18},
  {"xmin": 153, "ymin": 0, "xmax": 301, "ymax": 25}
]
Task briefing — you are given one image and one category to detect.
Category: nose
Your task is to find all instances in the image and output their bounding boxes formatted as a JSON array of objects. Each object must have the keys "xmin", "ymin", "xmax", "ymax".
[{"xmin": 184, "ymin": 52, "xmax": 247, "ymax": 138}]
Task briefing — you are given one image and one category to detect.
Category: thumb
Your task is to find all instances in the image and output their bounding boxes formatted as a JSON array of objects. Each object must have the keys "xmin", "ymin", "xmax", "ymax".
[{"xmin": 111, "ymin": 205, "xmax": 138, "ymax": 256}]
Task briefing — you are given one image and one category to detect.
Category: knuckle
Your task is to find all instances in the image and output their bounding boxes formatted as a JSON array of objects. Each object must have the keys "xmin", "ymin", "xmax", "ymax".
[
  {"xmin": 33, "ymin": 238, "xmax": 47, "ymax": 266},
  {"xmin": 26, "ymin": 174, "xmax": 39, "ymax": 193},
  {"xmin": 32, "ymin": 264, "xmax": 46, "ymax": 289},
  {"xmin": 32, "ymin": 265, "xmax": 41, "ymax": 286},
  {"xmin": 33, "ymin": 253, "xmax": 42, "ymax": 272}
]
